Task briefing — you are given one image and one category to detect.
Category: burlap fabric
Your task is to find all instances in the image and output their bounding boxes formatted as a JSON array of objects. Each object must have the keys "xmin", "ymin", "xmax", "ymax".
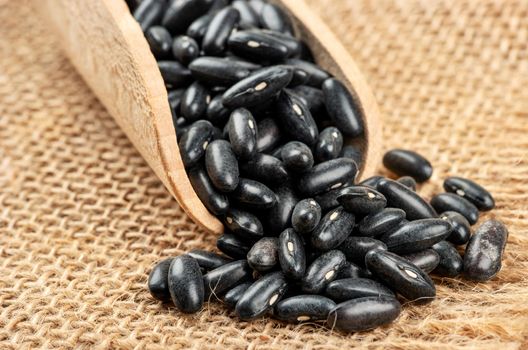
[{"xmin": 0, "ymin": 0, "xmax": 527, "ymax": 348}]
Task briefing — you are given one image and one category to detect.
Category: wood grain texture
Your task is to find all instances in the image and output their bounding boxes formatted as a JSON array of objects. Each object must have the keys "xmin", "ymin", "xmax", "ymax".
[{"xmin": 32, "ymin": 0, "xmax": 382, "ymax": 234}]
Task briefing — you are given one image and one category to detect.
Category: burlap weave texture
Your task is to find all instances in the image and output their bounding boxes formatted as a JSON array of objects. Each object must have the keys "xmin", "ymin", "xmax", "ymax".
[{"xmin": 0, "ymin": 0, "xmax": 527, "ymax": 349}]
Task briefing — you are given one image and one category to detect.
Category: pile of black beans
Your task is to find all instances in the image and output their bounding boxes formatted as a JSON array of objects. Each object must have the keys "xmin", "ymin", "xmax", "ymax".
[{"xmin": 128, "ymin": 0, "xmax": 509, "ymax": 333}]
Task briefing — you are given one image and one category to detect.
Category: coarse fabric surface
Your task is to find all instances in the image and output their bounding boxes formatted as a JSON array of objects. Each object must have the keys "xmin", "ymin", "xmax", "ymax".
[{"xmin": 0, "ymin": 0, "xmax": 527, "ymax": 349}]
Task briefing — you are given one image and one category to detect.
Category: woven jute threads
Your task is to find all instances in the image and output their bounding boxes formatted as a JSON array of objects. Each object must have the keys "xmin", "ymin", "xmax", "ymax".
[{"xmin": 0, "ymin": 0, "xmax": 527, "ymax": 349}]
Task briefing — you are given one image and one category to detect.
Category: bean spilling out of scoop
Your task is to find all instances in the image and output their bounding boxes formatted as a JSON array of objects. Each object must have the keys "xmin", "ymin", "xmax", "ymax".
[{"xmin": 127, "ymin": 0, "xmax": 508, "ymax": 333}]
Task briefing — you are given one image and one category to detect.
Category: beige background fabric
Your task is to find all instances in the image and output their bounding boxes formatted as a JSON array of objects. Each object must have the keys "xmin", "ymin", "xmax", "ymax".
[{"xmin": 0, "ymin": 0, "xmax": 527, "ymax": 348}]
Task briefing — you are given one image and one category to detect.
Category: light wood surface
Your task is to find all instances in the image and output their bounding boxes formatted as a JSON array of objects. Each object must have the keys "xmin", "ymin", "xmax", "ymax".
[{"xmin": 33, "ymin": 0, "xmax": 382, "ymax": 235}]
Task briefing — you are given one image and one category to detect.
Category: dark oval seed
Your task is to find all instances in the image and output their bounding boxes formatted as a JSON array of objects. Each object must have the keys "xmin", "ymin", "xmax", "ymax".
[
  {"xmin": 181, "ymin": 82, "xmax": 210, "ymax": 122},
  {"xmin": 188, "ymin": 164, "xmax": 229, "ymax": 215},
  {"xmin": 298, "ymin": 158, "xmax": 358, "ymax": 197},
  {"xmin": 239, "ymin": 153, "xmax": 289, "ymax": 185},
  {"xmin": 275, "ymin": 295, "xmax": 335, "ymax": 323},
  {"xmin": 365, "ymin": 250, "xmax": 436, "ymax": 302},
  {"xmin": 278, "ymin": 228, "xmax": 306, "ymax": 279},
  {"xmin": 311, "ymin": 206, "xmax": 355, "ymax": 251},
  {"xmin": 280, "ymin": 141, "xmax": 314, "ymax": 173},
  {"xmin": 276, "ymin": 91, "xmax": 319, "ymax": 147},
  {"xmin": 168, "ymin": 89, "xmax": 185, "ymax": 118},
  {"xmin": 314, "ymin": 127, "xmax": 343, "ymax": 162},
  {"xmin": 259, "ymin": 3, "xmax": 293, "ymax": 35},
  {"xmin": 224, "ymin": 282, "xmax": 253, "ymax": 309},
  {"xmin": 358, "ymin": 175, "xmax": 385, "ymax": 189},
  {"xmin": 162, "ymin": 0, "xmax": 211, "ymax": 34},
  {"xmin": 228, "ymin": 108, "xmax": 258, "ymax": 160},
  {"xmin": 440, "ymin": 211, "xmax": 471, "ymax": 245},
  {"xmin": 337, "ymin": 236, "xmax": 387, "ymax": 266},
  {"xmin": 326, "ymin": 296, "xmax": 401, "ymax": 332},
  {"xmin": 401, "ymin": 249, "xmax": 440, "ymax": 274},
  {"xmin": 216, "ymin": 233, "xmax": 252, "ymax": 259},
  {"xmin": 158, "ymin": 61, "xmax": 192, "ymax": 87},
  {"xmin": 377, "ymin": 179, "xmax": 438, "ymax": 220},
  {"xmin": 145, "ymin": 26, "xmax": 172, "ymax": 58},
  {"xmin": 186, "ymin": 13, "xmax": 213, "ymax": 42},
  {"xmin": 178, "ymin": 120, "xmax": 214, "ymax": 167},
  {"xmin": 290, "ymin": 85, "xmax": 325, "ymax": 114},
  {"xmin": 431, "ymin": 193, "xmax": 479, "ymax": 225},
  {"xmin": 133, "ymin": 0, "xmax": 166, "ymax": 31},
  {"xmin": 259, "ymin": 29, "xmax": 300, "ymax": 57},
  {"xmin": 337, "ymin": 186, "xmax": 387, "ymax": 215},
  {"xmin": 231, "ymin": 0, "xmax": 260, "ymax": 27},
  {"xmin": 223, "ymin": 208, "xmax": 264, "ymax": 240},
  {"xmin": 148, "ymin": 258, "xmax": 173, "ymax": 302},
  {"xmin": 188, "ymin": 249, "xmax": 232, "ymax": 271},
  {"xmin": 286, "ymin": 59, "xmax": 330, "ymax": 88},
  {"xmin": 202, "ymin": 7, "xmax": 240, "ymax": 56},
  {"xmin": 256, "ymin": 118, "xmax": 282, "ymax": 153},
  {"xmin": 168, "ymin": 255, "xmax": 204, "ymax": 313},
  {"xmin": 291, "ymin": 199, "xmax": 321, "ymax": 234},
  {"xmin": 383, "ymin": 149, "xmax": 433, "ymax": 183},
  {"xmin": 231, "ymin": 178, "xmax": 276, "ymax": 209},
  {"xmin": 247, "ymin": 237, "xmax": 279, "ymax": 272},
  {"xmin": 380, "ymin": 218, "xmax": 453, "ymax": 254},
  {"xmin": 322, "ymin": 78, "xmax": 364, "ymax": 137},
  {"xmin": 302, "ymin": 250, "xmax": 346, "ymax": 294},
  {"xmin": 397, "ymin": 176, "xmax": 417, "ymax": 191},
  {"xmin": 172, "ymin": 35, "xmax": 199, "ymax": 65},
  {"xmin": 203, "ymin": 260, "xmax": 253, "ymax": 297},
  {"xmin": 359, "ymin": 208, "xmax": 406, "ymax": 237},
  {"xmin": 265, "ymin": 185, "xmax": 298, "ymax": 235},
  {"xmin": 325, "ymin": 278, "xmax": 394, "ymax": 302},
  {"xmin": 205, "ymin": 140, "xmax": 239, "ymax": 192},
  {"xmin": 431, "ymin": 241, "xmax": 463, "ymax": 277},
  {"xmin": 228, "ymin": 29, "xmax": 290, "ymax": 62},
  {"xmin": 206, "ymin": 94, "xmax": 231, "ymax": 125},
  {"xmin": 464, "ymin": 220, "xmax": 508, "ymax": 281},
  {"xmin": 235, "ymin": 271, "xmax": 288, "ymax": 320},
  {"xmin": 339, "ymin": 145, "xmax": 363, "ymax": 169},
  {"xmin": 189, "ymin": 56, "xmax": 256, "ymax": 87},
  {"xmin": 444, "ymin": 176, "xmax": 495, "ymax": 211}
]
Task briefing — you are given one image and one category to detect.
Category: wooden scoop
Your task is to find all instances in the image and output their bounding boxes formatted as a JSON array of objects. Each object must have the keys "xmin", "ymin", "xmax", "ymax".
[{"xmin": 34, "ymin": 0, "xmax": 382, "ymax": 234}]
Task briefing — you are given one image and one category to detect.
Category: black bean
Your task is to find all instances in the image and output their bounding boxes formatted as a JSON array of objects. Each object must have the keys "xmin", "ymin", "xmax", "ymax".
[
  {"xmin": 302, "ymin": 250, "xmax": 346, "ymax": 294},
  {"xmin": 431, "ymin": 241, "xmax": 463, "ymax": 277},
  {"xmin": 322, "ymin": 78, "xmax": 364, "ymax": 137},
  {"xmin": 158, "ymin": 61, "xmax": 192, "ymax": 87},
  {"xmin": 239, "ymin": 153, "xmax": 289, "ymax": 185},
  {"xmin": 264, "ymin": 184, "xmax": 298, "ymax": 235},
  {"xmin": 440, "ymin": 211, "xmax": 471, "ymax": 245},
  {"xmin": 178, "ymin": 120, "xmax": 214, "ymax": 167},
  {"xmin": 275, "ymin": 295, "xmax": 335, "ymax": 323},
  {"xmin": 464, "ymin": 220, "xmax": 508, "ymax": 281},
  {"xmin": 382, "ymin": 149, "xmax": 433, "ymax": 182},
  {"xmin": 205, "ymin": 140, "xmax": 239, "ymax": 192},
  {"xmin": 227, "ymin": 108, "xmax": 258, "ymax": 160},
  {"xmin": 290, "ymin": 85, "xmax": 325, "ymax": 113},
  {"xmin": 231, "ymin": 0, "xmax": 260, "ymax": 27},
  {"xmin": 444, "ymin": 176, "xmax": 495, "ymax": 211},
  {"xmin": 259, "ymin": 4, "xmax": 293, "ymax": 35},
  {"xmin": 275, "ymin": 91, "xmax": 319, "ymax": 147},
  {"xmin": 188, "ymin": 164, "xmax": 229, "ymax": 215},
  {"xmin": 337, "ymin": 236, "xmax": 387, "ymax": 266},
  {"xmin": 337, "ymin": 261, "xmax": 369, "ymax": 279},
  {"xmin": 291, "ymin": 199, "xmax": 322, "ymax": 234},
  {"xmin": 168, "ymin": 255, "xmax": 204, "ymax": 313},
  {"xmin": 314, "ymin": 186, "xmax": 350, "ymax": 213},
  {"xmin": 133, "ymin": 0, "xmax": 166, "ymax": 31},
  {"xmin": 217, "ymin": 233, "xmax": 252, "ymax": 259},
  {"xmin": 186, "ymin": 13, "xmax": 213, "ymax": 43},
  {"xmin": 377, "ymin": 179, "xmax": 438, "ymax": 220},
  {"xmin": 231, "ymin": 178, "xmax": 277, "ymax": 209},
  {"xmin": 206, "ymin": 94, "xmax": 231, "ymax": 125},
  {"xmin": 278, "ymin": 228, "xmax": 306, "ymax": 279},
  {"xmin": 401, "ymin": 249, "xmax": 440, "ymax": 274},
  {"xmin": 259, "ymin": 29, "xmax": 300, "ymax": 57},
  {"xmin": 203, "ymin": 260, "xmax": 253, "ymax": 297},
  {"xmin": 325, "ymin": 278, "xmax": 394, "ymax": 302},
  {"xmin": 171, "ymin": 35, "xmax": 199, "ymax": 65},
  {"xmin": 366, "ymin": 250, "xmax": 436, "ymax": 302},
  {"xmin": 380, "ymin": 218, "xmax": 453, "ymax": 254},
  {"xmin": 148, "ymin": 258, "xmax": 173, "ymax": 302},
  {"xmin": 286, "ymin": 59, "xmax": 330, "ymax": 88},
  {"xmin": 298, "ymin": 158, "xmax": 358, "ymax": 197},
  {"xmin": 247, "ymin": 237, "xmax": 279, "ymax": 272},
  {"xmin": 235, "ymin": 271, "xmax": 288, "ymax": 320},
  {"xmin": 431, "ymin": 193, "xmax": 479, "ymax": 225},
  {"xmin": 227, "ymin": 29, "xmax": 290, "ymax": 62},
  {"xmin": 397, "ymin": 176, "xmax": 417, "ymax": 191},
  {"xmin": 311, "ymin": 206, "xmax": 355, "ymax": 251},
  {"xmin": 188, "ymin": 249, "xmax": 232, "ymax": 271},
  {"xmin": 223, "ymin": 208, "xmax": 264, "ymax": 240},
  {"xmin": 358, "ymin": 208, "xmax": 406, "ymax": 237},
  {"xmin": 314, "ymin": 127, "xmax": 343, "ymax": 162},
  {"xmin": 223, "ymin": 66, "xmax": 293, "ymax": 108},
  {"xmin": 224, "ymin": 282, "xmax": 253, "ymax": 308},
  {"xmin": 256, "ymin": 118, "xmax": 282, "ymax": 153},
  {"xmin": 337, "ymin": 186, "xmax": 387, "ymax": 215},
  {"xmin": 190, "ymin": 57, "xmax": 256, "ymax": 87},
  {"xmin": 358, "ymin": 175, "xmax": 385, "ymax": 189},
  {"xmin": 180, "ymin": 82, "xmax": 210, "ymax": 122},
  {"xmin": 162, "ymin": 0, "xmax": 211, "ymax": 34},
  {"xmin": 280, "ymin": 141, "xmax": 314, "ymax": 173},
  {"xmin": 327, "ymin": 296, "xmax": 401, "ymax": 332},
  {"xmin": 202, "ymin": 7, "xmax": 240, "ymax": 56},
  {"xmin": 168, "ymin": 88, "xmax": 185, "ymax": 119},
  {"xmin": 145, "ymin": 26, "xmax": 172, "ymax": 58}
]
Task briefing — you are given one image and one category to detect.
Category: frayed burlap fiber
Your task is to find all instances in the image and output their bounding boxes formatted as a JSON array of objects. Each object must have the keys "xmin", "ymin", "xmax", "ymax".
[{"xmin": 0, "ymin": 0, "xmax": 527, "ymax": 349}]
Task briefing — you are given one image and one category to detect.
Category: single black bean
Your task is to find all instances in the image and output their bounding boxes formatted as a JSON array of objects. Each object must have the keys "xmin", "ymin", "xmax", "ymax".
[
  {"xmin": 431, "ymin": 193, "xmax": 479, "ymax": 225},
  {"xmin": 291, "ymin": 199, "xmax": 321, "ymax": 234},
  {"xmin": 440, "ymin": 211, "xmax": 471, "ymax": 245},
  {"xmin": 180, "ymin": 82, "xmax": 210, "ymax": 122},
  {"xmin": 202, "ymin": 7, "xmax": 240, "ymax": 56},
  {"xmin": 188, "ymin": 164, "xmax": 229, "ymax": 215},
  {"xmin": 298, "ymin": 158, "xmax": 358, "ymax": 197},
  {"xmin": 190, "ymin": 57, "xmax": 256, "ymax": 87},
  {"xmin": 278, "ymin": 228, "xmax": 306, "ymax": 279},
  {"xmin": 286, "ymin": 59, "xmax": 330, "ymax": 88},
  {"xmin": 259, "ymin": 3, "xmax": 293, "ymax": 35},
  {"xmin": 235, "ymin": 271, "xmax": 288, "ymax": 320},
  {"xmin": 162, "ymin": 0, "xmax": 211, "ymax": 34},
  {"xmin": 228, "ymin": 29, "xmax": 290, "ymax": 62},
  {"xmin": 223, "ymin": 208, "xmax": 264, "ymax": 240},
  {"xmin": 359, "ymin": 208, "xmax": 406, "ymax": 238},
  {"xmin": 186, "ymin": 13, "xmax": 213, "ymax": 43},
  {"xmin": 178, "ymin": 120, "xmax": 214, "ymax": 167},
  {"xmin": 231, "ymin": 0, "xmax": 260, "ymax": 27},
  {"xmin": 464, "ymin": 220, "xmax": 508, "ymax": 281},
  {"xmin": 288, "ymin": 66, "xmax": 310, "ymax": 87},
  {"xmin": 265, "ymin": 184, "xmax": 298, "ymax": 235},
  {"xmin": 302, "ymin": 250, "xmax": 346, "ymax": 294},
  {"xmin": 133, "ymin": 0, "xmax": 166, "ymax": 31},
  {"xmin": 280, "ymin": 141, "xmax": 314, "ymax": 172},
  {"xmin": 444, "ymin": 176, "xmax": 495, "ymax": 211},
  {"xmin": 377, "ymin": 179, "xmax": 438, "ymax": 220},
  {"xmin": 314, "ymin": 127, "xmax": 343, "ymax": 162},
  {"xmin": 431, "ymin": 241, "xmax": 463, "ymax": 277},
  {"xmin": 383, "ymin": 149, "xmax": 433, "ymax": 183},
  {"xmin": 227, "ymin": 108, "xmax": 258, "ymax": 160},
  {"xmin": 290, "ymin": 85, "xmax": 325, "ymax": 113},
  {"xmin": 168, "ymin": 255, "xmax": 204, "ymax": 313},
  {"xmin": 358, "ymin": 175, "xmax": 385, "ymax": 189},
  {"xmin": 259, "ymin": 29, "xmax": 300, "ymax": 57},
  {"xmin": 188, "ymin": 249, "xmax": 232, "ymax": 271},
  {"xmin": 239, "ymin": 153, "xmax": 289, "ymax": 185},
  {"xmin": 171, "ymin": 35, "xmax": 199, "ymax": 65},
  {"xmin": 231, "ymin": 178, "xmax": 277, "ymax": 209},
  {"xmin": 203, "ymin": 260, "xmax": 253, "ymax": 297},
  {"xmin": 148, "ymin": 258, "xmax": 173, "ymax": 302},
  {"xmin": 205, "ymin": 140, "xmax": 239, "ymax": 192},
  {"xmin": 337, "ymin": 186, "xmax": 387, "ymax": 215},
  {"xmin": 275, "ymin": 295, "xmax": 335, "ymax": 323},
  {"xmin": 256, "ymin": 118, "xmax": 282, "ymax": 153},
  {"xmin": 217, "ymin": 233, "xmax": 252, "ymax": 259},
  {"xmin": 397, "ymin": 176, "xmax": 417, "ymax": 191},
  {"xmin": 311, "ymin": 206, "xmax": 355, "ymax": 251},
  {"xmin": 222, "ymin": 66, "xmax": 293, "ymax": 108},
  {"xmin": 337, "ymin": 236, "xmax": 387, "ymax": 266},
  {"xmin": 224, "ymin": 282, "xmax": 253, "ymax": 309},
  {"xmin": 401, "ymin": 249, "xmax": 440, "ymax": 274},
  {"xmin": 276, "ymin": 91, "xmax": 319, "ymax": 147},
  {"xmin": 380, "ymin": 218, "xmax": 452, "ymax": 254},
  {"xmin": 325, "ymin": 278, "xmax": 394, "ymax": 302},
  {"xmin": 158, "ymin": 61, "xmax": 192, "ymax": 87},
  {"xmin": 247, "ymin": 237, "xmax": 279, "ymax": 272},
  {"xmin": 145, "ymin": 26, "xmax": 172, "ymax": 58},
  {"xmin": 327, "ymin": 296, "xmax": 401, "ymax": 332},
  {"xmin": 322, "ymin": 78, "xmax": 364, "ymax": 137},
  {"xmin": 365, "ymin": 250, "xmax": 436, "ymax": 302},
  {"xmin": 206, "ymin": 94, "xmax": 231, "ymax": 125}
]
